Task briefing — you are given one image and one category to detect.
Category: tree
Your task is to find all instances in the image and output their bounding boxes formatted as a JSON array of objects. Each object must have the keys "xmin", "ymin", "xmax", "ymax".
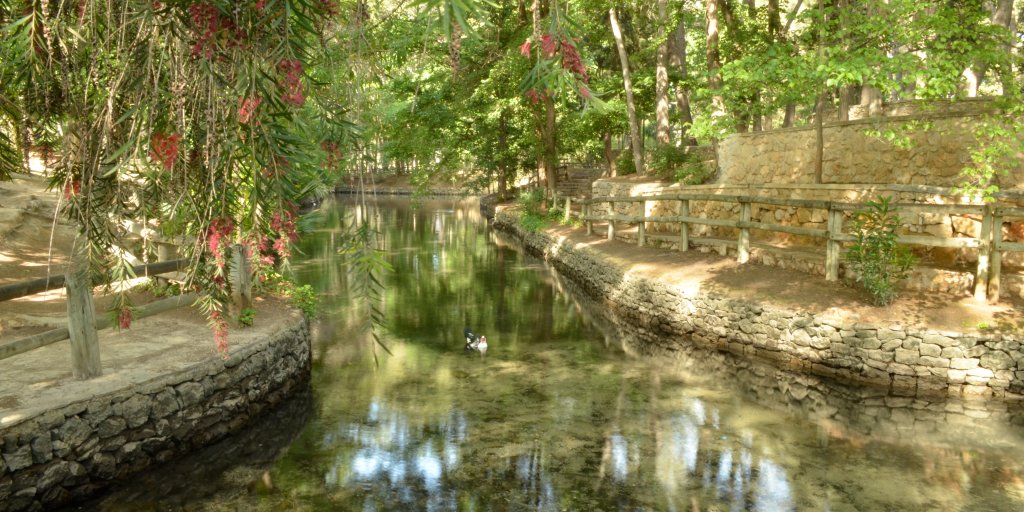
[{"xmin": 610, "ymin": 6, "xmax": 645, "ymax": 175}]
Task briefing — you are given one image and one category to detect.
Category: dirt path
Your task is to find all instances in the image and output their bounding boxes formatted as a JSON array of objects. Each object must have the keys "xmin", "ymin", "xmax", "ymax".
[{"xmin": 541, "ymin": 222, "xmax": 1024, "ymax": 335}]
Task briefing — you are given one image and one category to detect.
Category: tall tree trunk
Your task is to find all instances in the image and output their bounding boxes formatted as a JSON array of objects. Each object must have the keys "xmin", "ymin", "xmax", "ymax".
[
  {"xmin": 655, "ymin": 0, "xmax": 671, "ymax": 146},
  {"xmin": 603, "ymin": 131, "xmax": 617, "ymax": 177},
  {"xmin": 542, "ymin": 94, "xmax": 557, "ymax": 200},
  {"xmin": 498, "ymin": 110, "xmax": 509, "ymax": 199},
  {"xmin": 669, "ymin": 20, "xmax": 696, "ymax": 145},
  {"xmin": 449, "ymin": 19, "xmax": 462, "ymax": 78},
  {"xmin": 531, "ymin": 0, "xmax": 557, "ymax": 202},
  {"xmin": 965, "ymin": 0, "xmax": 1014, "ymax": 96},
  {"xmin": 814, "ymin": 94, "xmax": 825, "ymax": 183},
  {"xmin": 610, "ymin": 7, "xmax": 645, "ymax": 174},
  {"xmin": 706, "ymin": 0, "xmax": 726, "ymax": 153}
]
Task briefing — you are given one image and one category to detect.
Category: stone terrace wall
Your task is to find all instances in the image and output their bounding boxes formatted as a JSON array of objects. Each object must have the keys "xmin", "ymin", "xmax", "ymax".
[
  {"xmin": 0, "ymin": 319, "xmax": 311, "ymax": 512},
  {"xmin": 717, "ymin": 102, "xmax": 1024, "ymax": 189},
  {"xmin": 494, "ymin": 207, "xmax": 1024, "ymax": 400},
  {"xmin": 591, "ymin": 179, "xmax": 1024, "ymax": 298}
]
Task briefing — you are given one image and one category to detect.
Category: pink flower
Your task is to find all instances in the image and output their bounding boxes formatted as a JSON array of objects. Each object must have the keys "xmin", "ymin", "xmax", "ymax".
[{"xmin": 519, "ymin": 39, "xmax": 532, "ymax": 57}]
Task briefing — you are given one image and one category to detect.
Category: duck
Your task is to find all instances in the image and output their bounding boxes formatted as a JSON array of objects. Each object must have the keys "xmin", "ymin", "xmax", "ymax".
[{"xmin": 464, "ymin": 327, "xmax": 487, "ymax": 352}]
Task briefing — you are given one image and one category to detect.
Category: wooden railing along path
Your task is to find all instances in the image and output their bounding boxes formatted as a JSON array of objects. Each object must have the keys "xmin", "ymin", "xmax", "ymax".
[
  {"xmin": 565, "ymin": 193, "xmax": 1024, "ymax": 303},
  {"xmin": 0, "ymin": 246, "xmax": 253, "ymax": 379}
]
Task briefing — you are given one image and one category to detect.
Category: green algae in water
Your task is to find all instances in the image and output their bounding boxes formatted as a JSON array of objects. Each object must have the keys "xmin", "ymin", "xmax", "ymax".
[{"xmin": 78, "ymin": 197, "xmax": 1024, "ymax": 512}]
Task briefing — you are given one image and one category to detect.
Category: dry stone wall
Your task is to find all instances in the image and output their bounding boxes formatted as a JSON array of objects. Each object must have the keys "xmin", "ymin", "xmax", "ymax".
[
  {"xmin": 0, "ymin": 318, "xmax": 311, "ymax": 512},
  {"xmin": 716, "ymin": 104, "xmax": 1024, "ymax": 189},
  {"xmin": 495, "ymin": 207, "xmax": 1024, "ymax": 400}
]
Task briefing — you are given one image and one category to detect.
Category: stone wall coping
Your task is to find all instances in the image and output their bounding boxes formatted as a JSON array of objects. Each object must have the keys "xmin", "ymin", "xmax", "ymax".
[
  {"xmin": 0, "ymin": 304, "xmax": 305, "ymax": 431},
  {"xmin": 593, "ymin": 180, "xmax": 1024, "ymax": 200}
]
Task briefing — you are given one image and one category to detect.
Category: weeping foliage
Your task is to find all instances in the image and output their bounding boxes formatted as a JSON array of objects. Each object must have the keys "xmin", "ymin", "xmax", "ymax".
[{"xmin": 0, "ymin": 0, "xmax": 350, "ymax": 351}]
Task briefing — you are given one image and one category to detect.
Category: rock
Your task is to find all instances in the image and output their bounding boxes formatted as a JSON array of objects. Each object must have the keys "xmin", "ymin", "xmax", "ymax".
[
  {"xmin": 56, "ymin": 417, "xmax": 92, "ymax": 450},
  {"xmin": 120, "ymin": 395, "xmax": 151, "ymax": 429},
  {"xmin": 919, "ymin": 344, "xmax": 941, "ymax": 357},
  {"xmin": 791, "ymin": 329, "xmax": 812, "ymax": 347},
  {"xmin": 950, "ymin": 358, "xmax": 980, "ymax": 370},
  {"xmin": 97, "ymin": 417, "xmax": 127, "ymax": 439},
  {"xmin": 30, "ymin": 435, "xmax": 52, "ymax": 465},
  {"xmin": 895, "ymin": 348, "xmax": 920, "ymax": 365},
  {"xmin": 878, "ymin": 329, "xmax": 906, "ymax": 341},
  {"xmin": 980, "ymin": 351, "xmax": 1015, "ymax": 370},
  {"xmin": 150, "ymin": 390, "xmax": 180, "ymax": 420},
  {"xmin": 37, "ymin": 461, "xmax": 72, "ymax": 491},
  {"xmin": 922, "ymin": 334, "xmax": 956, "ymax": 347},
  {"xmin": 2, "ymin": 445, "xmax": 33, "ymax": 472}
]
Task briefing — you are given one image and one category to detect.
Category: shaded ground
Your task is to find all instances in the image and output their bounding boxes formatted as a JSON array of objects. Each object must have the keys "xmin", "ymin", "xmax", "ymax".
[
  {"xmin": 0, "ymin": 175, "xmax": 302, "ymax": 428},
  {"xmin": 539, "ymin": 220, "xmax": 1024, "ymax": 335}
]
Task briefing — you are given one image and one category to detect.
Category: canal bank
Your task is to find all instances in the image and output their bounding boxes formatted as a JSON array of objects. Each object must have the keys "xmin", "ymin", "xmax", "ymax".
[
  {"xmin": 491, "ymin": 204, "xmax": 1024, "ymax": 399},
  {"xmin": 0, "ymin": 300, "xmax": 311, "ymax": 512}
]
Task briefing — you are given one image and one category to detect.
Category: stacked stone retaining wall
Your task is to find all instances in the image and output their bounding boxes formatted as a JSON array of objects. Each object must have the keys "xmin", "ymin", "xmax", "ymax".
[
  {"xmin": 0, "ymin": 318, "xmax": 311, "ymax": 512},
  {"xmin": 494, "ymin": 207, "xmax": 1024, "ymax": 400}
]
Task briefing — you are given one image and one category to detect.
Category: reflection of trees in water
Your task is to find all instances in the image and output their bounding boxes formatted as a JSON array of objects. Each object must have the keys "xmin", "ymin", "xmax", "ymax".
[
  {"xmin": 541, "ymin": 255, "xmax": 1024, "ymax": 510},
  {"xmin": 89, "ymin": 197, "xmax": 1024, "ymax": 511}
]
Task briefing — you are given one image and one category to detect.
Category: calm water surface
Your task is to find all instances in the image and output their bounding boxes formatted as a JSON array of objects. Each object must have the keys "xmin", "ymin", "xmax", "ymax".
[{"xmin": 81, "ymin": 196, "xmax": 1024, "ymax": 511}]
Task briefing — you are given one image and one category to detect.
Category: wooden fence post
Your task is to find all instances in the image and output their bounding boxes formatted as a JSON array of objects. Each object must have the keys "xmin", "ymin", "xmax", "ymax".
[
  {"xmin": 607, "ymin": 200, "xmax": 615, "ymax": 241},
  {"xmin": 825, "ymin": 205, "xmax": 842, "ymax": 281},
  {"xmin": 737, "ymin": 200, "xmax": 751, "ymax": 263},
  {"xmin": 974, "ymin": 205, "xmax": 993, "ymax": 302},
  {"xmin": 989, "ymin": 211, "xmax": 1002, "ymax": 303},
  {"xmin": 585, "ymin": 201, "xmax": 593, "ymax": 236},
  {"xmin": 638, "ymin": 200, "xmax": 647, "ymax": 247},
  {"xmin": 66, "ymin": 259, "xmax": 101, "ymax": 379},
  {"xmin": 679, "ymin": 199, "xmax": 689, "ymax": 251},
  {"xmin": 231, "ymin": 244, "xmax": 253, "ymax": 310}
]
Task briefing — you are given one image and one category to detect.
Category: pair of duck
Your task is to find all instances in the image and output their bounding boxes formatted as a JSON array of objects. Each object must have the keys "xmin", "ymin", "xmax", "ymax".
[{"xmin": 463, "ymin": 327, "xmax": 488, "ymax": 352}]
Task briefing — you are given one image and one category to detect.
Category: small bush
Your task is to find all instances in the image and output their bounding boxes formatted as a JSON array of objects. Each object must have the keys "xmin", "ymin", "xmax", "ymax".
[
  {"xmin": 238, "ymin": 307, "xmax": 257, "ymax": 327},
  {"xmin": 845, "ymin": 196, "xmax": 915, "ymax": 306},
  {"xmin": 674, "ymin": 161, "xmax": 712, "ymax": 185},
  {"xmin": 288, "ymin": 284, "xmax": 319, "ymax": 319},
  {"xmin": 615, "ymin": 149, "xmax": 637, "ymax": 175}
]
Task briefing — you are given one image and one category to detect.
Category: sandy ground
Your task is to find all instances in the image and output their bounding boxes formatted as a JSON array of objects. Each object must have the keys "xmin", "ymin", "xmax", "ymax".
[
  {"xmin": 540, "ymin": 221, "xmax": 1024, "ymax": 334},
  {"xmin": 0, "ymin": 175, "xmax": 303, "ymax": 428}
]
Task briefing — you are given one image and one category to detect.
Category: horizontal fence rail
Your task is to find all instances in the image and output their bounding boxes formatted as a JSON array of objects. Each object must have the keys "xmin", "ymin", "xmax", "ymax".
[
  {"xmin": 0, "ymin": 259, "xmax": 188, "ymax": 303},
  {"xmin": 0, "ymin": 245, "xmax": 252, "ymax": 379},
  {"xmin": 579, "ymin": 193, "xmax": 1023, "ymax": 303},
  {"xmin": 0, "ymin": 292, "xmax": 199, "ymax": 361}
]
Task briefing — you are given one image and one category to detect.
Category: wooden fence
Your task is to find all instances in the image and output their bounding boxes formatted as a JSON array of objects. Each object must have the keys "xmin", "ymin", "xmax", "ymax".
[
  {"xmin": 571, "ymin": 194, "xmax": 1024, "ymax": 303},
  {"xmin": 0, "ymin": 245, "xmax": 252, "ymax": 379}
]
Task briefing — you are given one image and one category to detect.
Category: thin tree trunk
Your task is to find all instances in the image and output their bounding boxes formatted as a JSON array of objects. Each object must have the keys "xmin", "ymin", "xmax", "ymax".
[
  {"xmin": 449, "ymin": 19, "xmax": 462, "ymax": 78},
  {"xmin": 814, "ymin": 94, "xmax": 824, "ymax": 183},
  {"xmin": 610, "ymin": 7, "xmax": 645, "ymax": 174},
  {"xmin": 655, "ymin": 0, "xmax": 671, "ymax": 146},
  {"xmin": 705, "ymin": 0, "xmax": 726, "ymax": 153},
  {"xmin": 498, "ymin": 110, "xmax": 509, "ymax": 199},
  {"xmin": 669, "ymin": 20, "xmax": 696, "ymax": 145},
  {"xmin": 542, "ymin": 94, "xmax": 557, "ymax": 199},
  {"xmin": 603, "ymin": 131, "xmax": 617, "ymax": 177}
]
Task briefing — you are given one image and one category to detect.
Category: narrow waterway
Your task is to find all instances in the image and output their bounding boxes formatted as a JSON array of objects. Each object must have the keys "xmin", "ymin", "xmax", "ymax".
[{"xmin": 78, "ymin": 196, "xmax": 1024, "ymax": 511}]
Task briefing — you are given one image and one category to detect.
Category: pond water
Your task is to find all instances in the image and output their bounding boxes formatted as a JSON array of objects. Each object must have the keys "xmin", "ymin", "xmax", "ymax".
[{"xmin": 77, "ymin": 196, "xmax": 1024, "ymax": 511}]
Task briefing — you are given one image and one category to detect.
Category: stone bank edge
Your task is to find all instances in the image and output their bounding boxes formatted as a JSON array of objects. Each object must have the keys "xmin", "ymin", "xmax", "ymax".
[
  {"xmin": 492, "ymin": 206, "xmax": 1024, "ymax": 400},
  {"xmin": 0, "ymin": 317, "xmax": 312, "ymax": 512}
]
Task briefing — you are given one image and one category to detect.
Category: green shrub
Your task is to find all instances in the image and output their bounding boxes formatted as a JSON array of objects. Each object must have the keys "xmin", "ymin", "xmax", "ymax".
[
  {"xmin": 238, "ymin": 307, "xmax": 257, "ymax": 327},
  {"xmin": 844, "ymin": 196, "xmax": 915, "ymax": 306},
  {"xmin": 288, "ymin": 284, "xmax": 319, "ymax": 319},
  {"xmin": 615, "ymin": 149, "xmax": 636, "ymax": 175},
  {"xmin": 674, "ymin": 161, "xmax": 712, "ymax": 185}
]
